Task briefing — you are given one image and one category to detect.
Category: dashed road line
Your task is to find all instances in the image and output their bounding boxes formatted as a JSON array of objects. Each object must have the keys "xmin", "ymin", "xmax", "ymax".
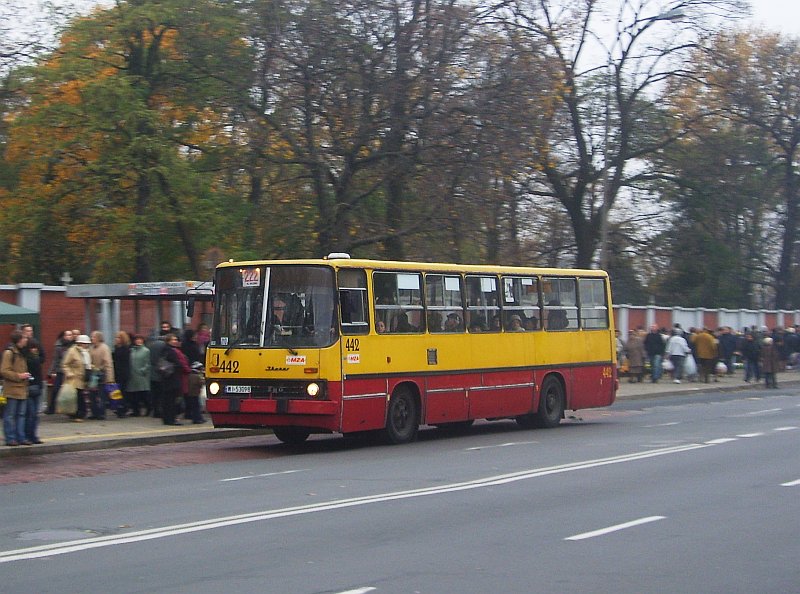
[
  {"xmin": 746, "ymin": 408, "xmax": 783, "ymax": 416},
  {"xmin": 466, "ymin": 441, "xmax": 538, "ymax": 451},
  {"xmin": 565, "ymin": 516, "xmax": 666, "ymax": 541},
  {"xmin": 220, "ymin": 469, "xmax": 308, "ymax": 482}
]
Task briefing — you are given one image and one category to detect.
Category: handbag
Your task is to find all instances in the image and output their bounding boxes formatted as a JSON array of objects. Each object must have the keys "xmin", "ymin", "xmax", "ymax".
[
  {"xmin": 156, "ymin": 356, "xmax": 175, "ymax": 379},
  {"xmin": 55, "ymin": 383, "xmax": 78, "ymax": 415}
]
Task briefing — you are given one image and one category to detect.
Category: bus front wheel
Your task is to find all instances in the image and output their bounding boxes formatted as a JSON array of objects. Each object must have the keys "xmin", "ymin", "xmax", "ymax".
[
  {"xmin": 273, "ymin": 426, "xmax": 311, "ymax": 444},
  {"xmin": 385, "ymin": 386, "xmax": 419, "ymax": 444}
]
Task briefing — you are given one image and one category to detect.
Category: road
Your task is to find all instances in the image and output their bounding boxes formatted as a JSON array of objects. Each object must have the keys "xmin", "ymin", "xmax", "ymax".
[{"xmin": 1, "ymin": 387, "xmax": 799, "ymax": 593}]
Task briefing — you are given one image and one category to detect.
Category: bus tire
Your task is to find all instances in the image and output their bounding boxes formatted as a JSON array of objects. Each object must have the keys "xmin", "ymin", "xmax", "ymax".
[
  {"xmin": 533, "ymin": 376, "xmax": 564, "ymax": 428},
  {"xmin": 384, "ymin": 386, "xmax": 419, "ymax": 444},
  {"xmin": 273, "ymin": 426, "xmax": 311, "ymax": 444}
]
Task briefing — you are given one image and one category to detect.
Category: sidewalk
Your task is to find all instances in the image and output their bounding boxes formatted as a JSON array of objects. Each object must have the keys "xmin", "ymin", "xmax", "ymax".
[{"xmin": 2, "ymin": 372, "xmax": 798, "ymax": 458}]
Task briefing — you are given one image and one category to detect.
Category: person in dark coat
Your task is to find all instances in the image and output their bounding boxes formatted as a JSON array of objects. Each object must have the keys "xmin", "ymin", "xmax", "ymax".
[
  {"xmin": 741, "ymin": 333, "xmax": 761, "ymax": 383},
  {"xmin": 161, "ymin": 334, "xmax": 190, "ymax": 425},
  {"xmin": 644, "ymin": 324, "xmax": 666, "ymax": 383},
  {"xmin": 146, "ymin": 335, "xmax": 168, "ymax": 418},
  {"xmin": 180, "ymin": 329, "xmax": 206, "ymax": 424},
  {"xmin": 112, "ymin": 331, "xmax": 132, "ymax": 417},
  {"xmin": 180, "ymin": 329, "xmax": 204, "ymax": 366},
  {"xmin": 46, "ymin": 329, "xmax": 74, "ymax": 414}
]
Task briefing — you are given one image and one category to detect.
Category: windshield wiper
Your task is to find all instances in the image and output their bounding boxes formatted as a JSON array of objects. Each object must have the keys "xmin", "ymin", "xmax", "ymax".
[{"xmin": 224, "ymin": 335, "xmax": 243, "ymax": 355}]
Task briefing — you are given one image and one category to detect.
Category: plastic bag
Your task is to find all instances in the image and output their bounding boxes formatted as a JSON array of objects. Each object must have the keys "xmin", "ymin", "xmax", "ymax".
[
  {"xmin": 715, "ymin": 361, "xmax": 727, "ymax": 375},
  {"xmin": 55, "ymin": 383, "xmax": 78, "ymax": 415},
  {"xmin": 662, "ymin": 359, "xmax": 674, "ymax": 372},
  {"xmin": 684, "ymin": 354, "xmax": 698, "ymax": 376}
]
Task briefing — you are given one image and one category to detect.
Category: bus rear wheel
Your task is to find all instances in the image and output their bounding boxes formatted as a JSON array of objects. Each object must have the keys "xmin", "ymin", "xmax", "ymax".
[
  {"xmin": 384, "ymin": 386, "xmax": 419, "ymax": 444},
  {"xmin": 273, "ymin": 426, "xmax": 311, "ymax": 444},
  {"xmin": 533, "ymin": 376, "xmax": 564, "ymax": 428}
]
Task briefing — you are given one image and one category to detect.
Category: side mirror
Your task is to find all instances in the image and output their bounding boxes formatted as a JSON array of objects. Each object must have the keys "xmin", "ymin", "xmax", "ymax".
[{"xmin": 186, "ymin": 298, "xmax": 195, "ymax": 318}]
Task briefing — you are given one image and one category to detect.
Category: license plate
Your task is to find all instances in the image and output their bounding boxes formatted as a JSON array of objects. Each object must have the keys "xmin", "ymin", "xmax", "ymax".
[{"xmin": 225, "ymin": 385, "xmax": 252, "ymax": 394}]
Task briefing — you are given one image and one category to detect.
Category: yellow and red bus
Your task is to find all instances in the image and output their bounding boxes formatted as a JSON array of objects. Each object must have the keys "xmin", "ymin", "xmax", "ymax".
[{"xmin": 204, "ymin": 255, "xmax": 617, "ymax": 444}]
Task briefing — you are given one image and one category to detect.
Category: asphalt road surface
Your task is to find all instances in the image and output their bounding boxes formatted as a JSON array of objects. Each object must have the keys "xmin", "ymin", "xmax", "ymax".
[{"xmin": 1, "ymin": 386, "xmax": 798, "ymax": 593}]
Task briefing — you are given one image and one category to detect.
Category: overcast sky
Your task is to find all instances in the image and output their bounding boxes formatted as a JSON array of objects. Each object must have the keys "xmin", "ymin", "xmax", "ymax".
[{"xmin": 749, "ymin": 0, "xmax": 800, "ymax": 35}]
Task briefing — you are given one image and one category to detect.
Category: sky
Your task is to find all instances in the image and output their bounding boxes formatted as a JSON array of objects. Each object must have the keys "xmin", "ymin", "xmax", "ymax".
[{"xmin": 749, "ymin": 0, "xmax": 800, "ymax": 36}]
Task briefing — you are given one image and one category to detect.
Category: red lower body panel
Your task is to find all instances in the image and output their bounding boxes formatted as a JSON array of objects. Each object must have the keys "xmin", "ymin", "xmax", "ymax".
[{"xmin": 207, "ymin": 363, "xmax": 616, "ymax": 433}]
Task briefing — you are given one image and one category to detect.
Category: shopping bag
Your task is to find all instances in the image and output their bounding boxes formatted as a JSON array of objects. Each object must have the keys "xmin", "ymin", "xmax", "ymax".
[
  {"xmin": 684, "ymin": 354, "xmax": 697, "ymax": 376},
  {"xmin": 104, "ymin": 383, "xmax": 124, "ymax": 410},
  {"xmin": 55, "ymin": 383, "xmax": 78, "ymax": 415}
]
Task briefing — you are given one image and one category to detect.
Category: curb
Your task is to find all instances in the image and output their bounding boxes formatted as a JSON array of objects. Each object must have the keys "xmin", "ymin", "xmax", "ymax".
[
  {"xmin": 0, "ymin": 428, "xmax": 270, "ymax": 459},
  {"xmin": 616, "ymin": 377, "xmax": 800, "ymax": 401}
]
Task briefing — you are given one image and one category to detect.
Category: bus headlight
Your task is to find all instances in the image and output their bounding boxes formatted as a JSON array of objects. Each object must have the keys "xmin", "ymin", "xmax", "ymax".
[
  {"xmin": 208, "ymin": 382, "xmax": 220, "ymax": 396},
  {"xmin": 306, "ymin": 382, "xmax": 320, "ymax": 397}
]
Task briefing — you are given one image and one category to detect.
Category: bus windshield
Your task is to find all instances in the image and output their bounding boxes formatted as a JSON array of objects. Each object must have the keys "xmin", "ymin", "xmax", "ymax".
[{"xmin": 213, "ymin": 265, "xmax": 337, "ymax": 349}]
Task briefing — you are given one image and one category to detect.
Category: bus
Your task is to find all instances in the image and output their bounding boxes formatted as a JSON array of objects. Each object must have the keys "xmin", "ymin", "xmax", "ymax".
[{"xmin": 204, "ymin": 255, "xmax": 617, "ymax": 444}]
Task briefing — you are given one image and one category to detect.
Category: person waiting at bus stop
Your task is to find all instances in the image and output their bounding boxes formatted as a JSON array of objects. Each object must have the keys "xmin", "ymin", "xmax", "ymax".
[
  {"xmin": 61, "ymin": 334, "xmax": 92, "ymax": 421},
  {"xmin": 644, "ymin": 324, "xmax": 665, "ymax": 383},
  {"xmin": 88, "ymin": 331, "xmax": 115, "ymax": 420},
  {"xmin": 665, "ymin": 329, "xmax": 691, "ymax": 384},
  {"xmin": 1, "ymin": 330, "xmax": 31, "ymax": 446},
  {"xmin": 161, "ymin": 334, "xmax": 190, "ymax": 425}
]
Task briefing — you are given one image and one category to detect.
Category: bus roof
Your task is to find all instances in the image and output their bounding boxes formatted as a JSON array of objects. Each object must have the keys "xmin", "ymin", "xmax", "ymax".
[{"xmin": 215, "ymin": 257, "xmax": 608, "ymax": 278}]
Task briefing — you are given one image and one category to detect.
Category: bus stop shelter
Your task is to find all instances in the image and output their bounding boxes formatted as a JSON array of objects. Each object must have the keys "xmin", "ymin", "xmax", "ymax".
[{"xmin": 66, "ymin": 281, "xmax": 214, "ymax": 339}]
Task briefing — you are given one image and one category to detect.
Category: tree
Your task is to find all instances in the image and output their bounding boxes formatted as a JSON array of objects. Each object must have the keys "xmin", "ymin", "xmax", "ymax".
[
  {"xmin": 490, "ymin": 0, "xmax": 746, "ymax": 269},
  {"xmin": 0, "ymin": 0, "xmax": 251, "ymax": 282},
  {"xmin": 698, "ymin": 31, "xmax": 800, "ymax": 308}
]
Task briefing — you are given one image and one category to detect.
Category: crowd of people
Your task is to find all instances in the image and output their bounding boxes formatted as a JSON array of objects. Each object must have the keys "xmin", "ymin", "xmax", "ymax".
[
  {"xmin": 1, "ymin": 321, "xmax": 210, "ymax": 447},
  {"xmin": 618, "ymin": 323, "xmax": 795, "ymax": 389}
]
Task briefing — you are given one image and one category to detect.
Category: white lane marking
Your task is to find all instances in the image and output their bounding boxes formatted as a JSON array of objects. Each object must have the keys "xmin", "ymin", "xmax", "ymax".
[
  {"xmin": 220, "ymin": 469, "xmax": 308, "ymax": 482},
  {"xmin": 565, "ymin": 516, "xmax": 666, "ymax": 541},
  {"xmin": 336, "ymin": 588, "xmax": 376, "ymax": 594},
  {"xmin": 643, "ymin": 422, "xmax": 680, "ymax": 428},
  {"xmin": 781, "ymin": 479, "xmax": 800, "ymax": 487},
  {"xmin": 466, "ymin": 441, "xmax": 538, "ymax": 451},
  {"xmin": 736, "ymin": 433, "xmax": 764, "ymax": 438},
  {"xmin": 774, "ymin": 426, "xmax": 798, "ymax": 432},
  {"xmin": 705, "ymin": 438, "xmax": 738, "ymax": 444},
  {"xmin": 0, "ymin": 443, "xmax": 706, "ymax": 563},
  {"xmin": 746, "ymin": 408, "xmax": 783, "ymax": 416}
]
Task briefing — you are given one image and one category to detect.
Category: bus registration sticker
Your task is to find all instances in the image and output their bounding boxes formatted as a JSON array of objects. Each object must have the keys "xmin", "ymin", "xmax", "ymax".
[
  {"xmin": 347, "ymin": 354, "xmax": 360, "ymax": 364},
  {"xmin": 286, "ymin": 355, "xmax": 306, "ymax": 365}
]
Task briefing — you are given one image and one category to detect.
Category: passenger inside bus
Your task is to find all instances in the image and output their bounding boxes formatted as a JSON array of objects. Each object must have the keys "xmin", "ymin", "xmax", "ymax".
[
  {"xmin": 390, "ymin": 312, "xmax": 415, "ymax": 333},
  {"xmin": 427, "ymin": 311, "xmax": 443, "ymax": 332},
  {"xmin": 508, "ymin": 314, "xmax": 525, "ymax": 332},
  {"xmin": 375, "ymin": 320, "xmax": 386, "ymax": 333},
  {"xmin": 546, "ymin": 308, "xmax": 569, "ymax": 330},
  {"xmin": 444, "ymin": 312, "xmax": 463, "ymax": 332}
]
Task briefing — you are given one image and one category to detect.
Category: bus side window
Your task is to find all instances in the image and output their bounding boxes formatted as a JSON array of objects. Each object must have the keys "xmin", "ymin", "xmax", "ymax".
[
  {"xmin": 339, "ymin": 269, "xmax": 369, "ymax": 335},
  {"xmin": 542, "ymin": 277, "xmax": 577, "ymax": 331},
  {"xmin": 425, "ymin": 273, "xmax": 464, "ymax": 334},
  {"xmin": 373, "ymin": 271, "xmax": 424, "ymax": 334}
]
